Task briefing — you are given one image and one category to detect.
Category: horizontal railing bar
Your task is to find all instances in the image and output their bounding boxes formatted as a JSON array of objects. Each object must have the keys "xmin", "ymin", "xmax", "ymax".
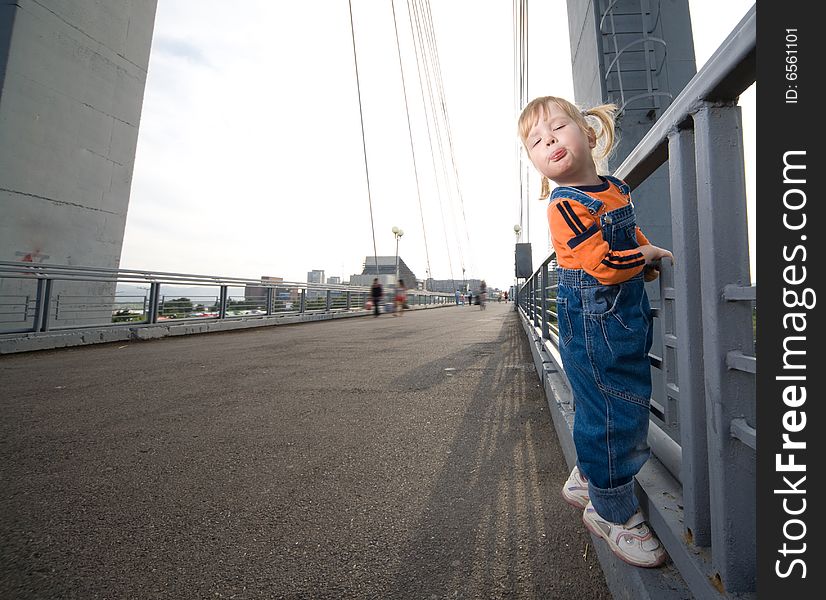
[
  {"xmin": 664, "ymin": 334, "xmax": 677, "ymax": 348},
  {"xmin": 649, "ymin": 401, "xmax": 665, "ymax": 422},
  {"xmin": 730, "ymin": 418, "xmax": 756, "ymax": 450},
  {"xmin": 648, "ymin": 420, "xmax": 682, "ymax": 483},
  {"xmin": 723, "ymin": 284, "xmax": 756, "ymax": 301},
  {"xmin": 666, "ymin": 382, "xmax": 680, "ymax": 401},
  {"xmin": 726, "ymin": 350, "xmax": 756, "ymax": 374}
]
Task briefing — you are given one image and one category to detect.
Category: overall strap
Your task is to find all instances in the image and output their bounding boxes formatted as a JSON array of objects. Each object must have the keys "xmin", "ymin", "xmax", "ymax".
[
  {"xmin": 550, "ymin": 185, "xmax": 604, "ymax": 214},
  {"xmin": 602, "ymin": 174, "xmax": 631, "ymax": 197}
]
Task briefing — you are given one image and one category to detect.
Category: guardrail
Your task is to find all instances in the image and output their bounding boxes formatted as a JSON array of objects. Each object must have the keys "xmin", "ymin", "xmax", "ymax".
[
  {"xmin": 517, "ymin": 6, "xmax": 755, "ymax": 599},
  {"xmin": 0, "ymin": 262, "xmax": 454, "ymax": 340}
]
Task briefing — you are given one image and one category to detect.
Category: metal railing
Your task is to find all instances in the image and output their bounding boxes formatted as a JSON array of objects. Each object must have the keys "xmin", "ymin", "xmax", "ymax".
[
  {"xmin": 0, "ymin": 262, "xmax": 455, "ymax": 335},
  {"xmin": 518, "ymin": 6, "xmax": 755, "ymax": 598}
]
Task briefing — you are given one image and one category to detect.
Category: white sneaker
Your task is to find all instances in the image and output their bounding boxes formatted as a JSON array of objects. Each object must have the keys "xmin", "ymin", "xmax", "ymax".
[
  {"xmin": 561, "ymin": 466, "xmax": 590, "ymax": 509},
  {"xmin": 582, "ymin": 502, "xmax": 667, "ymax": 568}
]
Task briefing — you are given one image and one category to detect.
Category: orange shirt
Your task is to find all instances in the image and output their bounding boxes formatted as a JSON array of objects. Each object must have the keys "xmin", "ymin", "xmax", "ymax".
[{"xmin": 547, "ymin": 178, "xmax": 650, "ymax": 285}]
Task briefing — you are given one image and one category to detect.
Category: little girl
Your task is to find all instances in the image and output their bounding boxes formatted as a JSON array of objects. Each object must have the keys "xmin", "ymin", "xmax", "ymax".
[{"xmin": 518, "ymin": 96, "xmax": 673, "ymax": 568}]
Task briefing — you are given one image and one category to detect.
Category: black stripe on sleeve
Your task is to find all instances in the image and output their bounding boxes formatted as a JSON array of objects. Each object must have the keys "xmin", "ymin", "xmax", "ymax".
[
  {"xmin": 567, "ymin": 223, "xmax": 601, "ymax": 249},
  {"xmin": 601, "ymin": 258, "xmax": 646, "ymax": 270},
  {"xmin": 555, "ymin": 202, "xmax": 584, "ymax": 235},
  {"xmin": 560, "ymin": 201, "xmax": 588, "ymax": 234},
  {"xmin": 605, "ymin": 252, "xmax": 644, "ymax": 263}
]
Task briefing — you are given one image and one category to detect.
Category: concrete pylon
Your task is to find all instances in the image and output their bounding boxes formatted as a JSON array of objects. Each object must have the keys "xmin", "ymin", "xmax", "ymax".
[{"xmin": 0, "ymin": 0, "xmax": 158, "ymax": 268}]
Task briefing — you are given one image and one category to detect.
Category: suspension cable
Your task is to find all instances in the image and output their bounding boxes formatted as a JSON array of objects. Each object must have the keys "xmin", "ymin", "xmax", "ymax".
[
  {"xmin": 412, "ymin": 0, "xmax": 465, "ymax": 278},
  {"xmin": 347, "ymin": 0, "xmax": 380, "ymax": 276},
  {"xmin": 514, "ymin": 0, "xmax": 530, "ymax": 243},
  {"xmin": 523, "ymin": 0, "xmax": 529, "ymax": 242},
  {"xmin": 420, "ymin": 0, "xmax": 475, "ymax": 276},
  {"xmin": 407, "ymin": 0, "xmax": 456, "ymax": 285},
  {"xmin": 390, "ymin": 0, "xmax": 433, "ymax": 288},
  {"xmin": 514, "ymin": 0, "xmax": 523, "ymax": 240}
]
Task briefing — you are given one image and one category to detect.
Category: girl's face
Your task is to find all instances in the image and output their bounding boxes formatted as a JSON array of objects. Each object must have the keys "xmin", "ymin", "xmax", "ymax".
[{"xmin": 525, "ymin": 103, "xmax": 597, "ymax": 186}]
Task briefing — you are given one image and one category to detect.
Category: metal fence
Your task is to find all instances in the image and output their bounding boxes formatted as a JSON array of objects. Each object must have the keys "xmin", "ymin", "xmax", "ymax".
[
  {"xmin": 0, "ymin": 262, "xmax": 455, "ymax": 335},
  {"xmin": 517, "ymin": 7, "xmax": 755, "ymax": 598}
]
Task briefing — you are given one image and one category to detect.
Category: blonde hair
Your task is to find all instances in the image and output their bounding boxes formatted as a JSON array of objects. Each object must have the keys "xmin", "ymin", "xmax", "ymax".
[{"xmin": 517, "ymin": 96, "xmax": 618, "ymax": 199}]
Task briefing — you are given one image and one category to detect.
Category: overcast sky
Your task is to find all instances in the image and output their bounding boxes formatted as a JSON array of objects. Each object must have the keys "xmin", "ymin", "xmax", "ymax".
[{"xmin": 120, "ymin": 0, "xmax": 755, "ymax": 290}]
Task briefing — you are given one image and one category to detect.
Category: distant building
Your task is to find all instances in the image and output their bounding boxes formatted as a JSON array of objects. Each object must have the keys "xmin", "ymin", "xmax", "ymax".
[
  {"xmin": 350, "ymin": 256, "xmax": 417, "ymax": 289},
  {"xmin": 327, "ymin": 276, "xmax": 341, "ymax": 285},
  {"xmin": 245, "ymin": 276, "xmax": 284, "ymax": 302},
  {"xmin": 427, "ymin": 278, "xmax": 484, "ymax": 293},
  {"xmin": 307, "ymin": 270, "xmax": 325, "ymax": 284}
]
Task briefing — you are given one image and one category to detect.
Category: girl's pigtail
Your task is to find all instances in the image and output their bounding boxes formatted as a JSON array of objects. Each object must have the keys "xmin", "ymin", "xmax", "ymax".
[
  {"xmin": 538, "ymin": 176, "xmax": 550, "ymax": 200},
  {"xmin": 584, "ymin": 103, "xmax": 618, "ymax": 160}
]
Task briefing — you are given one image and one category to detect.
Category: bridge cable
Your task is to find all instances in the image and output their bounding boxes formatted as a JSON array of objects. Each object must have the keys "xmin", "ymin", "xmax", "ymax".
[
  {"xmin": 523, "ymin": 0, "xmax": 529, "ymax": 242},
  {"xmin": 513, "ymin": 0, "xmax": 523, "ymax": 241},
  {"xmin": 347, "ymin": 0, "xmax": 380, "ymax": 276},
  {"xmin": 406, "ymin": 0, "xmax": 457, "ymax": 288},
  {"xmin": 420, "ymin": 0, "xmax": 475, "ymax": 277},
  {"xmin": 390, "ymin": 0, "xmax": 434, "ymax": 288},
  {"xmin": 514, "ymin": 0, "xmax": 530, "ymax": 243},
  {"xmin": 412, "ymin": 0, "xmax": 466, "ymax": 282}
]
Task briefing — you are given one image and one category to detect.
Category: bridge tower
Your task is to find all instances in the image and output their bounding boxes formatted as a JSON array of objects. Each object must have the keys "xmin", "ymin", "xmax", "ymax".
[{"xmin": 0, "ymin": 0, "xmax": 158, "ymax": 268}]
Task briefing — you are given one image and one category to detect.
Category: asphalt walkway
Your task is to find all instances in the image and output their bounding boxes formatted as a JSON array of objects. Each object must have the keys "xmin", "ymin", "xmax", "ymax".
[{"xmin": 0, "ymin": 302, "xmax": 611, "ymax": 599}]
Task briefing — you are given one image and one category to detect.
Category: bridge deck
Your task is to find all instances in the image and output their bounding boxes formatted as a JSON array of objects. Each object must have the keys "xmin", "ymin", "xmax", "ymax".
[{"xmin": 1, "ymin": 303, "xmax": 610, "ymax": 599}]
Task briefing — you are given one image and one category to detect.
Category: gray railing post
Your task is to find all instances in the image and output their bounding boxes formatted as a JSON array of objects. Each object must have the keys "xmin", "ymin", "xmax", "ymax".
[
  {"xmin": 299, "ymin": 289, "xmax": 306, "ymax": 313},
  {"xmin": 541, "ymin": 263, "xmax": 549, "ymax": 340},
  {"xmin": 35, "ymin": 278, "xmax": 53, "ymax": 332},
  {"xmin": 325, "ymin": 289, "xmax": 331, "ymax": 312},
  {"xmin": 218, "ymin": 286, "xmax": 228, "ymax": 319},
  {"xmin": 266, "ymin": 287, "xmax": 274, "ymax": 315},
  {"xmin": 346, "ymin": 290, "xmax": 351, "ymax": 311},
  {"xmin": 667, "ymin": 126, "xmax": 711, "ymax": 546},
  {"xmin": 147, "ymin": 283, "xmax": 160, "ymax": 323},
  {"xmin": 32, "ymin": 278, "xmax": 45, "ymax": 332},
  {"xmin": 694, "ymin": 103, "xmax": 756, "ymax": 593}
]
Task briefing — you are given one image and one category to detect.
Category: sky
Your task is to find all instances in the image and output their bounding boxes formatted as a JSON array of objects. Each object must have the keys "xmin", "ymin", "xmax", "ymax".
[{"xmin": 120, "ymin": 0, "xmax": 756, "ymax": 291}]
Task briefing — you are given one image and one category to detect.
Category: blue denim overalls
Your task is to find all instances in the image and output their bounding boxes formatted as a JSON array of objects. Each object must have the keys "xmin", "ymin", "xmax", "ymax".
[{"xmin": 551, "ymin": 176, "xmax": 653, "ymax": 524}]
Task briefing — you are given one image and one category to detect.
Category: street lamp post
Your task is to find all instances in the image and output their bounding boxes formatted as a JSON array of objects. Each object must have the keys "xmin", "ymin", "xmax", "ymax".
[
  {"xmin": 392, "ymin": 226, "xmax": 404, "ymax": 281},
  {"xmin": 513, "ymin": 224, "xmax": 522, "ymax": 308}
]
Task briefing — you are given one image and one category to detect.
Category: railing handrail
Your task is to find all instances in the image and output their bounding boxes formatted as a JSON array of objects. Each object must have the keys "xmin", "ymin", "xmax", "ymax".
[{"xmin": 0, "ymin": 261, "xmax": 451, "ymax": 295}]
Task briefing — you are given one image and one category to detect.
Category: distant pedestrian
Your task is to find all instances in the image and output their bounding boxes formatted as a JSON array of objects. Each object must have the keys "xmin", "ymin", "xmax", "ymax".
[
  {"xmin": 394, "ymin": 279, "xmax": 406, "ymax": 317},
  {"xmin": 479, "ymin": 280, "xmax": 487, "ymax": 310},
  {"xmin": 455, "ymin": 290, "xmax": 461, "ymax": 305},
  {"xmin": 466, "ymin": 290, "xmax": 472, "ymax": 306},
  {"xmin": 370, "ymin": 278, "xmax": 383, "ymax": 317}
]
